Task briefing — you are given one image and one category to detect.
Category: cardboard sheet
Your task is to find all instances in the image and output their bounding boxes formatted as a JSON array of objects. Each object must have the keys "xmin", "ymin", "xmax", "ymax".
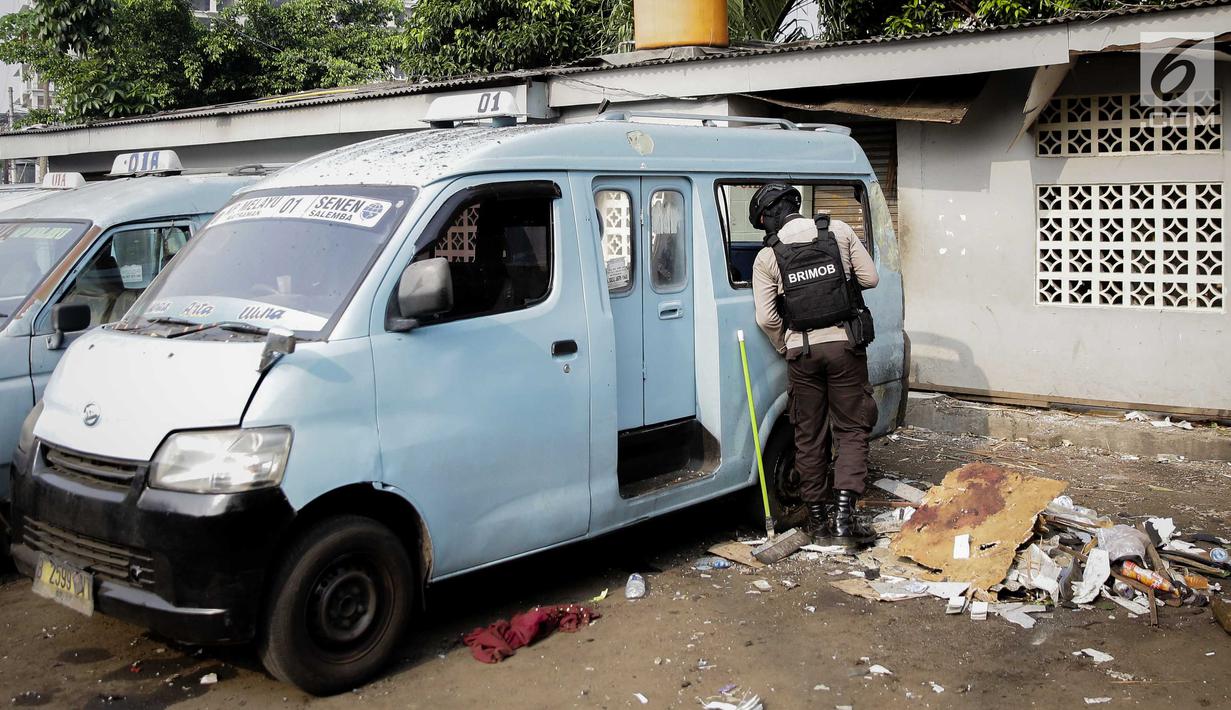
[
  {"xmin": 708, "ymin": 541, "xmax": 766, "ymax": 570},
  {"xmin": 891, "ymin": 464, "xmax": 1068, "ymax": 590}
]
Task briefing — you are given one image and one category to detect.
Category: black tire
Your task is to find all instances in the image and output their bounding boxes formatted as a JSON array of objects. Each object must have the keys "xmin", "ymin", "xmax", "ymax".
[
  {"xmin": 258, "ymin": 515, "xmax": 415, "ymax": 696},
  {"xmin": 748, "ymin": 423, "xmax": 808, "ymax": 529}
]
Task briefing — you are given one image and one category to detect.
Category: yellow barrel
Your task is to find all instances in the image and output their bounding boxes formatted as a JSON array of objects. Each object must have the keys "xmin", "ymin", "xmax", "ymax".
[{"xmin": 633, "ymin": 0, "xmax": 729, "ymax": 50}]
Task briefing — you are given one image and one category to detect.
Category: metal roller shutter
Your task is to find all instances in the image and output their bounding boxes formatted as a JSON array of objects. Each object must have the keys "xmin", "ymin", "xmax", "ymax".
[{"xmin": 812, "ymin": 121, "xmax": 898, "ymax": 241}]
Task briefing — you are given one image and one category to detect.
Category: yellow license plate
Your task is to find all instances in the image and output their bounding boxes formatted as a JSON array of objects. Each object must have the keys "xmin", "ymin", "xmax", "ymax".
[{"xmin": 32, "ymin": 554, "xmax": 94, "ymax": 616}]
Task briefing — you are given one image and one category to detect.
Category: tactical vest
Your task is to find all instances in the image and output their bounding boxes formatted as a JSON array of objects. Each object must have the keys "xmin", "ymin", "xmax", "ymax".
[{"xmin": 767, "ymin": 226, "xmax": 855, "ymax": 332}]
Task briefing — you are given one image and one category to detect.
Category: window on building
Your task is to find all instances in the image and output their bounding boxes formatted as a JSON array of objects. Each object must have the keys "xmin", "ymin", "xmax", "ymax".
[
  {"xmin": 418, "ymin": 191, "xmax": 553, "ymax": 320},
  {"xmin": 596, "ymin": 190, "xmax": 633, "ymax": 294},
  {"xmin": 1037, "ymin": 182, "xmax": 1224, "ymax": 310},
  {"xmin": 1037, "ymin": 92, "xmax": 1222, "ymax": 157}
]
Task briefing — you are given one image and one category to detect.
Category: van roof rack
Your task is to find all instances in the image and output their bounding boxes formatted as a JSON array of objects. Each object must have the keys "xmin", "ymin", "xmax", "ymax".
[
  {"xmin": 227, "ymin": 163, "xmax": 289, "ymax": 176},
  {"xmin": 596, "ymin": 111, "xmax": 799, "ymax": 131}
]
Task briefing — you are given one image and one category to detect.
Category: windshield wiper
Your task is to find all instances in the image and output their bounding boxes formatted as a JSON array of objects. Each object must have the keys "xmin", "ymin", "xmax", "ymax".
[{"xmin": 163, "ymin": 320, "xmax": 271, "ymax": 339}]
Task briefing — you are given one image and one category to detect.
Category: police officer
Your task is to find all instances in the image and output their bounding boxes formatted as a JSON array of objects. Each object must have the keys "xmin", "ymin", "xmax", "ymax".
[{"xmin": 750, "ymin": 184, "xmax": 880, "ymax": 547}]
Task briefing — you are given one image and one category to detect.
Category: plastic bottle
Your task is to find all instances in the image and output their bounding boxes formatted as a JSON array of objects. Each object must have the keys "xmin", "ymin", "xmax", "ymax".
[
  {"xmin": 1211, "ymin": 547, "xmax": 1228, "ymax": 565},
  {"xmin": 625, "ymin": 573, "xmax": 647, "ymax": 599},
  {"xmin": 1120, "ymin": 560, "xmax": 1175, "ymax": 594}
]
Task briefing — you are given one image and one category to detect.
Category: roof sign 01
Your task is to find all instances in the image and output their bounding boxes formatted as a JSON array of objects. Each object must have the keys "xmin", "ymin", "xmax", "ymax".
[
  {"xmin": 424, "ymin": 90, "xmax": 523, "ymax": 125},
  {"xmin": 108, "ymin": 150, "xmax": 184, "ymax": 177}
]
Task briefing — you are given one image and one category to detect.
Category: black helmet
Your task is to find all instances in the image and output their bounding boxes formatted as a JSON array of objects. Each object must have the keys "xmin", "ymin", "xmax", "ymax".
[{"xmin": 748, "ymin": 183, "xmax": 801, "ymax": 231}]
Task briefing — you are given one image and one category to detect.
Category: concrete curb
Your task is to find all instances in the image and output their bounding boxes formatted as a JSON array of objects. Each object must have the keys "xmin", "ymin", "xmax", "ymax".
[{"xmin": 904, "ymin": 392, "xmax": 1231, "ymax": 462}]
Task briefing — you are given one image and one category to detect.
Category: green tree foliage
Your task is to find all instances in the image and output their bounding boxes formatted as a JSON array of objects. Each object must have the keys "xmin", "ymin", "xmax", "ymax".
[
  {"xmin": 196, "ymin": 0, "xmax": 402, "ymax": 102},
  {"xmin": 0, "ymin": 0, "xmax": 402, "ymax": 124},
  {"xmin": 33, "ymin": 0, "xmax": 112, "ymax": 56},
  {"xmin": 880, "ymin": 0, "xmax": 1132, "ymax": 38},
  {"xmin": 0, "ymin": 0, "xmax": 200, "ymax": 120},
  {"xmin": 401, "ymin": 0, "xmax": 630, "ymax": 79}
]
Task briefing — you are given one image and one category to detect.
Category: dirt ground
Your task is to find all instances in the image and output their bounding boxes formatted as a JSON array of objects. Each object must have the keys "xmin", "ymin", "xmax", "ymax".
[{"xmin": 1, "ymin": 427, "xmax": 1229, "ymax": 709}]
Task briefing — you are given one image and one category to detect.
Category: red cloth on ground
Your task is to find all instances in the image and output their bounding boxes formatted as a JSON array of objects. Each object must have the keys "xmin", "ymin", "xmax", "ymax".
[{"xmin": 463, "ymin": 604, "xmax": 601, "ymax": 663}]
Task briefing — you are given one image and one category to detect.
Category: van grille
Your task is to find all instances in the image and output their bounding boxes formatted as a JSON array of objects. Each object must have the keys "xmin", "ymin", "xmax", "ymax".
[
  {"xmin": 22, "ymin": 518, "xmax": 156, "ymax": 588},
  {"xmin": 42, "ymin": 445, "xmax": 141, "ymax": 490}
]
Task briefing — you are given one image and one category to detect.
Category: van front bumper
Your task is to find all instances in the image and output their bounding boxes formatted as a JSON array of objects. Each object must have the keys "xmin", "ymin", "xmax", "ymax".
[{"xmin": 9, "ymin": 441, "xmax": 296, "ymax": 644}]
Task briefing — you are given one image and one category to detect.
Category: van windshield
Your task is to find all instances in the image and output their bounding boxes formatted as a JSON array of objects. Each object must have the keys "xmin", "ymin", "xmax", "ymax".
[
  {"xmin": 122, "ymin": 186, "xmax": 415, "ymax": 338},
  {"xmin": 0, "ymin": 221, "xmax": 90, "ymax": 323}
]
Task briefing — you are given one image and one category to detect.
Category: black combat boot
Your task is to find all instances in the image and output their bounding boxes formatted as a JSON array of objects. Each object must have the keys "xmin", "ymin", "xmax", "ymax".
[
  {"xmin": 804, "ymin": 501, "xmax": 834, "ymax": 542},
  {"xmin": 832, "ymin": 489, "xmax": 875, "ymax": 548}
]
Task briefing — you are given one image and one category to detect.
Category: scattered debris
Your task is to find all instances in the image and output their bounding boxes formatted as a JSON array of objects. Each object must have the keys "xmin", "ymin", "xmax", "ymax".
[
  {"xmin": 590, "ymin": 588, "xmax": 609, "ymax": 603},
  {"xmin": 868, "ymin": 664, "xmax": 893, "ymax": 676},
  {"xmin": 634, "ymin": 692, "xmax": 648, "ymax": 704},
  {"xmin": 694, "ymin": 557, "xmax": 734, "ymax": 571},
  {"xmin": 970, "ymin": 600, "xmax": 989, "ymax": 621},
  {"xmin": 1124, "ymin": 411, "xmax": 1194, "ymax": 429},
  {"xmin": 700, "ymin": 693, "xmax": 764, "ymax": 710},
  {"xmin": 199, "ymin": 673, "xmax": 218, "ymax": 685},
  {"xmin": 1079, "ymin": 648, "xmax": 1115, "ymax": 664},
  {"xmin": 752, "ymin": 580, "xmax": 772, "ymax": 592},
  {"xmin": 929, "ymin": 682, "xmax": 945, "ymax": 693},
  {"xmin": 871, "ymin": 506, "xmax": 916, "ymax": 535},
  {"xmin": 1084, "ymin": 697, "xmax": 1112, "ymax": 705}
]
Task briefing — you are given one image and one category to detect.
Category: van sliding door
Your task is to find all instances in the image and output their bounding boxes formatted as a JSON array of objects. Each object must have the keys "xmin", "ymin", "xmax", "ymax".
[{"xmin": 594, "ymin": 177, "xmax": 696, "ymax": 431}]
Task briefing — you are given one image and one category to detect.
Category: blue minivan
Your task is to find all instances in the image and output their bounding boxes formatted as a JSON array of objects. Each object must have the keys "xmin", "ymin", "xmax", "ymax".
[
  {"xmin": 9, "ymin": 112, "xmax": 907, "ymax": 694},
  {"xmin": 0, "ymin": 152, "xmax": 267, "ymax": 505}
]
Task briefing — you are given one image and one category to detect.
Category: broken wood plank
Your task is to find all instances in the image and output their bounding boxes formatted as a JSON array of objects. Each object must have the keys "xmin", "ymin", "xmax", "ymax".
[
  {"xmin": 872, "ymin": 478, "xmax": 926, "ymax": 504},
  {"xmin": 1212, "ymin": 596, "xmax": 1231, "ymax": 636},
  {"xmin": 1147, "ymin": 588, "xmax": 1159, "ymax": 627}
]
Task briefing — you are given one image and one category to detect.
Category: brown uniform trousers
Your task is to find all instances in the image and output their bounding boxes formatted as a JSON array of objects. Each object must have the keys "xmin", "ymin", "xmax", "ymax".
[{"xmin": 787, "ymin": 340, "xmax": 879, "ymax": 501}]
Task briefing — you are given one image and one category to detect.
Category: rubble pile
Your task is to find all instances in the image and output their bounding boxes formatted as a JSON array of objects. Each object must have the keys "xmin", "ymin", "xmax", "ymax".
[{"xmin": 840, "ymin": 463, "xmax": 1230, "ymax": 630}]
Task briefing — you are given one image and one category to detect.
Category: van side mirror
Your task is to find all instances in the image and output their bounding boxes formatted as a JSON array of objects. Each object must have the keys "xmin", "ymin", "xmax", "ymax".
[
  {"xmin": 388, "ymin": 257, "xmax": 453, "ymax": 333},
  {"xmin": 47, "ymin": 303, "xmax": 92, "ymax": 349}
]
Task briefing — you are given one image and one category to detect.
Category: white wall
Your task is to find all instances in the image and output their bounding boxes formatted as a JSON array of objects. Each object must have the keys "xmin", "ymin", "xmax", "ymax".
[{"xmin": 898, "ymin": 58, "xmax": 1228, "ymax": 413}]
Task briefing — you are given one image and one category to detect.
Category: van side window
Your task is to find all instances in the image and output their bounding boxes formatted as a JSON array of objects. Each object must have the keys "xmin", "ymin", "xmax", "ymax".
[
  {"xmin": 649, "ymin": 190, "xmax": 687, "ymax": 293},
  {"xmin": 58, "ymin": 225, "xmax": 191, "ymax": 326},
  {"xmin": 596, "ymin": 190, "xmax": 633, "ymax": 294},
  {"xmin": 420, "ymin": 194, "xmax": 553, "ymax": 320},
  {"xmin": 716, "ymin": 181, "xmax": 869, "ymax": 288}
]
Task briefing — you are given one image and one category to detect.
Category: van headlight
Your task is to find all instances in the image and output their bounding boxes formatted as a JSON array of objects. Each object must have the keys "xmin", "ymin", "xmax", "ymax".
[
  {"xmin": 150, "ymin": 427, "xmax": 292, "ymax": 493},
  {"xmin": 16, "ymin": 400, "xmax": 43, "ymax": 457}
]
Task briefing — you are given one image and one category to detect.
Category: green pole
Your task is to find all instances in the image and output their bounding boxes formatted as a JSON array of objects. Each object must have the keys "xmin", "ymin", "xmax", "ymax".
[{"xmin": 738, "ymin": 330, "xmax": 774, "ymax": 536}]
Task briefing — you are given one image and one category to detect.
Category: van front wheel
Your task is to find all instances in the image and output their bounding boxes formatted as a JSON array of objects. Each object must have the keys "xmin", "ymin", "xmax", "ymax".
[{"xmin": 259, "ymin": 515, "xmax": 414, "ymax": 696}]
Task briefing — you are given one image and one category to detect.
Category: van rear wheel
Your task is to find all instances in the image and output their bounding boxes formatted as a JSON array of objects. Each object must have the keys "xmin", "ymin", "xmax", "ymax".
[
  {"xmin": 748, "ymin": 424, "xmax": 808, "ymax": 529},
  {"xmin": 259, "ymin": 515, "xmax": 414, "ymax": 696}
]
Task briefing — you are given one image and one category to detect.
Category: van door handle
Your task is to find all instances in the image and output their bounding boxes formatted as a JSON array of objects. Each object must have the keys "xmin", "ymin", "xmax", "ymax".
[
  {"xmin": 551, "ymin": 339, "xmax": 578, "ymax": 357},
  {"xmin": 658, "ymin": 301, "xmax": 683, "ymax": 320}
]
